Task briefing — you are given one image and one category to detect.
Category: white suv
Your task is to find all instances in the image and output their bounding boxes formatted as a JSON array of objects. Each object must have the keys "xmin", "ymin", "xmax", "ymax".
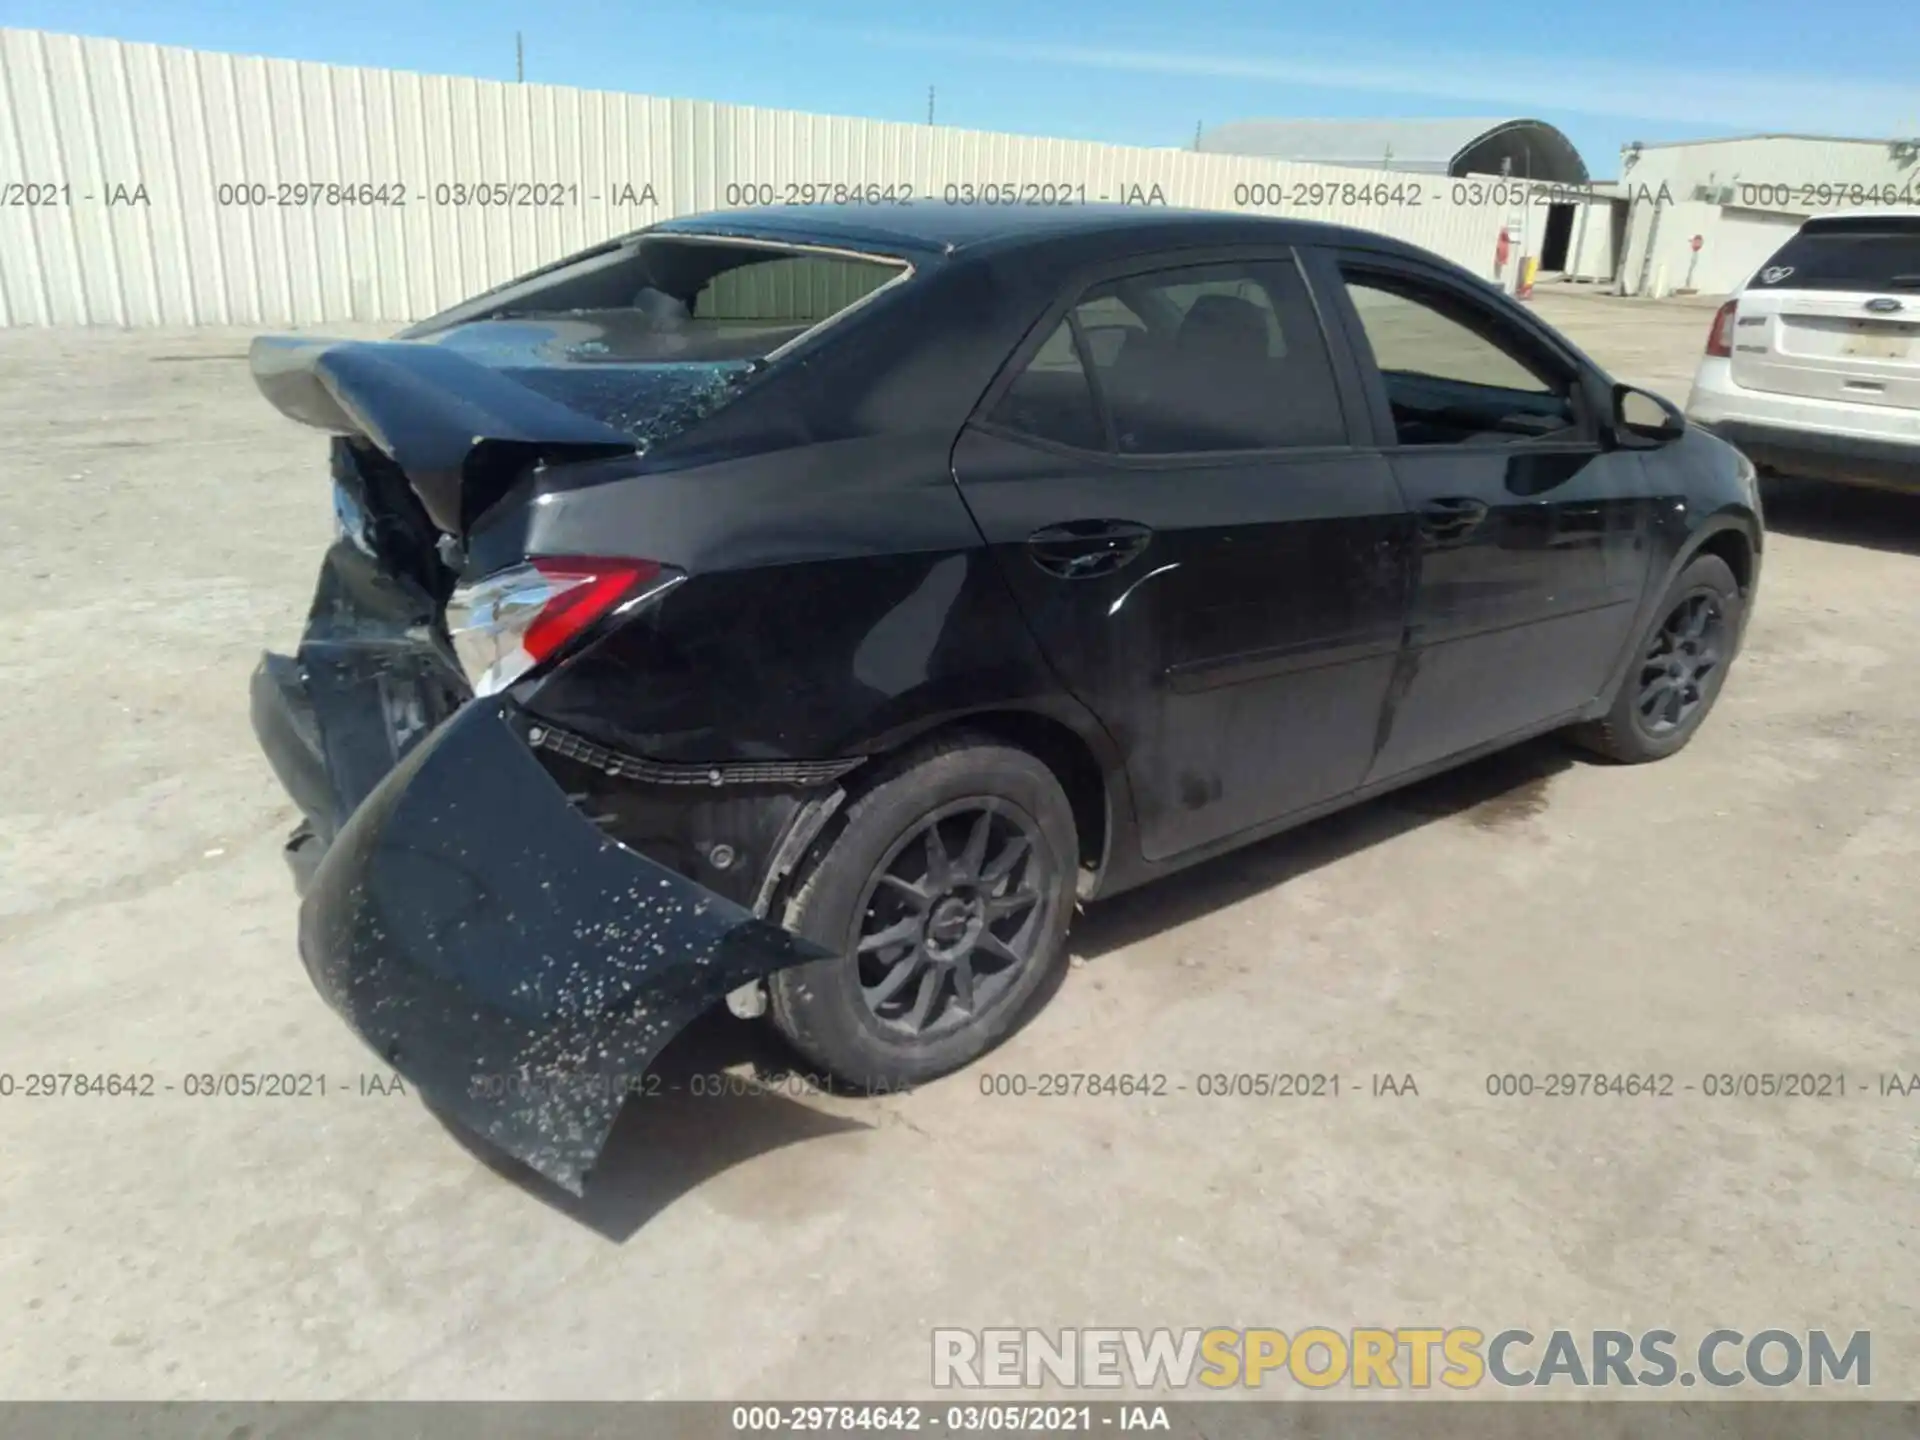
[{"xmin": 1685, "ymin": 210, "xmax": 1920, "ymax": 490}]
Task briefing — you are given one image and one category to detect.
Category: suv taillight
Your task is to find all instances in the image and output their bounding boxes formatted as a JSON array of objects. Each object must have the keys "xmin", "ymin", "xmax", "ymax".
[
  {"xmin": 445, "ymin": 556, "xmax": 677, "ymax": 696},
  {"xmin": 1706, "ymin": 299, "xmax": 1738, "ymax": 358}
]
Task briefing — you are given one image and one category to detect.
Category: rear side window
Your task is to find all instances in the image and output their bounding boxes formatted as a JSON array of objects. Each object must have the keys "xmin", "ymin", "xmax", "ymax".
[
  {"xmin": 1083, "ymin": 261, "xmax": 1343, "ymax": 454},
  {"xmin": 1749, "ymin": 217, "xmax": 1920, "ymax": 293},
  {"xmin": 988, "ymin": 259, "xmax": 1346, "ymax": 454},
  {"xmin": 988, "ymin": 320, "xmax": 1105, "ymax": 450}
]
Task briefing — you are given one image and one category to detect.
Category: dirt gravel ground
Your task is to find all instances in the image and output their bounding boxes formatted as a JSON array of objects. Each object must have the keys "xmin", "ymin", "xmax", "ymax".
[{"xmin": 1, "ymin": 289, "xmax": 1916, "ymax": 1401}]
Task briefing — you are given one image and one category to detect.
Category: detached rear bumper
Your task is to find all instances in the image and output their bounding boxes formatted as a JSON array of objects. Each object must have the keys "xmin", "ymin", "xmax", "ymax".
[{"xmin": 257, "ymin": 678, "xmax": 825, "ymax": 1195}]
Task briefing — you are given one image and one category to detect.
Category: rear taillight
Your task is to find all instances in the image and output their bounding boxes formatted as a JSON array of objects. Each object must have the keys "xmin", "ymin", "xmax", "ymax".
[
  {"xmin": 1706, "ymin": 299, "xmax": 1738, "ymax": 358},
  {"xmin": 446, "ymin": 556, "xmax": 675, "ymax": 696}
]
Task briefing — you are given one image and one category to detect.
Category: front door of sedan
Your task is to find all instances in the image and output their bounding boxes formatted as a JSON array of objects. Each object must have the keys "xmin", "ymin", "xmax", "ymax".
[
  {"xmin": 1310, "ymin": 252, "xmax": 1654, "ymax": 782},
  {"xmin": 950, "ymin": 254, "xmax": 1414, "ymax": 864}
]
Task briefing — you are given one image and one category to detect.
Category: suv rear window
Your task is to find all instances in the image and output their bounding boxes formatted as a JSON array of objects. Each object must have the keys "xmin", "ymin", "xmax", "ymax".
[{"xmin": 1750, "ymin": 216, "xmax": 1920, "ymax": 293}]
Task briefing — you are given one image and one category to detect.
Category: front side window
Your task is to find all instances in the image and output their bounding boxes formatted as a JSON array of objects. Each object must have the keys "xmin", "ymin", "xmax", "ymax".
[
  {"xmin": 988, "ymin": 259, "xmax": 1347, "ymax": 455},
  {"xmin": 1340, "ymin": 273, "xmax": 1579, "ymax": 445}
]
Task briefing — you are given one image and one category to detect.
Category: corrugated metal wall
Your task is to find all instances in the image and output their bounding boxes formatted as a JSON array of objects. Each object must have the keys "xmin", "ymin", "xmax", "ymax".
[{"xmin": 0, "ymin": 27, "xmax": 1517, "ymax": 327}]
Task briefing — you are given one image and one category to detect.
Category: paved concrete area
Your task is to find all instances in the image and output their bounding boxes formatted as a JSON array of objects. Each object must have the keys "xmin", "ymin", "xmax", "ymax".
[{"xmin": 1, "ymin": 291, "xmax": 1916, "ymax": 1400}]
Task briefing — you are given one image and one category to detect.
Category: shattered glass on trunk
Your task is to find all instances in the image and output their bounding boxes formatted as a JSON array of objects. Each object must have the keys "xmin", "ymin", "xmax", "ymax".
[{"xmin": 509, "ymin": 359, "xmax": 762, "ymax": 450}]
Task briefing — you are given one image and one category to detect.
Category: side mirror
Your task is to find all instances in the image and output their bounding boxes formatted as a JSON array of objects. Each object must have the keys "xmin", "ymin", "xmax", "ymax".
[{"xmin": 1611, "ymin": 383, "xmax": 1686, "ymax": 447}]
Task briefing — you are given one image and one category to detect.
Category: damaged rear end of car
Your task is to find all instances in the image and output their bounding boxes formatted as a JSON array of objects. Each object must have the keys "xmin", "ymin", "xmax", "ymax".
[{"xmin": 248, "ymin": 226, "xmax": 918, "ymax": 1192}]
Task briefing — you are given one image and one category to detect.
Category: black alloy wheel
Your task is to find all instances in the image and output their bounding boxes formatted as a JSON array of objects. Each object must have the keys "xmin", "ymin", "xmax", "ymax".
[
  {"xmin": 1568, "ymin": 550, "xmax": 1744, "ymax": 764},
  {"xmin": 1635, "ymin": 589, "xmax": 1727, "ymax": 736},
  {"xmin": 766, "ymin": 736, "xmax": 1079, "ymax": 1091},
  {"xmin": 852, "ymin": 800, "xmax": 1051, "ymax": 1038}
]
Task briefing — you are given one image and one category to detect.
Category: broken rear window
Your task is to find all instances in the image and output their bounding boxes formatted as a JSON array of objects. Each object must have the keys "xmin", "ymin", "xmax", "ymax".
[
  {"xmin": 402, "ymin": 235, "xmax": 911, "ymax": 446},
  {"xmin": 409, "ymin": 235, "xmax": 911, "ymax": 361}
]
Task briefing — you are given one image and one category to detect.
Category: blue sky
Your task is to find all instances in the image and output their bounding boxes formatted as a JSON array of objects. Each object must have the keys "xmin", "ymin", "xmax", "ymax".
[{"xmin": 12, "ymin": 0, "xmax": 1920, "ymax": 178}]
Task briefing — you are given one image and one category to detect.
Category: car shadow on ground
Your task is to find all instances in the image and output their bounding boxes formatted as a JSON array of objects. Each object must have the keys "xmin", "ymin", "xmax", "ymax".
[
  {"xmin": 1758, "ymin": 476, "xmax": 1920, "ymax": 557},
  {"xmin": 428, "ymin": 1010, "xmax": 874, "ymax": 1242},
  {"xmin": 440, "ymin": 736, "xmax": 1580, "ymax": 1236},
  {"xmin": 1070, "ymin": 736, "xmax": 1579, "ymax": 963}
]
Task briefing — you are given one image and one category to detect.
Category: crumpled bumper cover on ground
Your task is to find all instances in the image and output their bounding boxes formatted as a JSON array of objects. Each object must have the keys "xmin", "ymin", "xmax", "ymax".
[{"xmin": 288, "ymin": 691, "xmax": 827, "ymax": 1195}]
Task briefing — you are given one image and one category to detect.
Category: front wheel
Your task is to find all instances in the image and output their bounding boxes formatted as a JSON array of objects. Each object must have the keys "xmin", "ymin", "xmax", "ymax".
[
  {"xmin": 768, "ymin": 736, "xmax": 1078, "ymax": 1091},
  {"xmin": 1571, "ymin": 552, "xmax": 1743, "ymax": 763}
]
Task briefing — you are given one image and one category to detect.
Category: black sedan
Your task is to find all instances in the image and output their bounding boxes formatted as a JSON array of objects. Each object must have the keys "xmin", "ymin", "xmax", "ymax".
[{"xmin": 250, "ymin": 204, "xmax": 1763, "ymax": 1191}]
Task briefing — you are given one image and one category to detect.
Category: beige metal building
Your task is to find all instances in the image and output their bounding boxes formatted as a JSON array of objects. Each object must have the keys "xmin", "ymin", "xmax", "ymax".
[
  {"xmin": 1606, "ymin": 133, "xmax": 1920, "ymax": 297},
  {"xmin": 1197, "ymin": 116, "xmax": 1590, "ymax": 183}
]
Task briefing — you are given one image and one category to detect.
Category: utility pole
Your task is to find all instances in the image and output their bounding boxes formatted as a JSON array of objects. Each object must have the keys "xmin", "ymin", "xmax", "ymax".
[
  {"xmin": 515, "ymin": 31, "xmax": 524, "ymax": 83},
  {"xmin": 927, "ymin": 86, "xmax": 935, "ymax": 125},
  {"xmin": 1193, "ymin": 120, "xmax": 1203, "ymax": 150}
]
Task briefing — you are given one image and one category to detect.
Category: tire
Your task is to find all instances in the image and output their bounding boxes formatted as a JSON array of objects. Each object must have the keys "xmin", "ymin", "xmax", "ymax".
[
  {"xmin": 767, "ymin": 735, "xmax": 1078, "ymax": 1091},
  {"xmin": 1571, "ymin": 552, "xmax": 1743, "ymax": 763}
]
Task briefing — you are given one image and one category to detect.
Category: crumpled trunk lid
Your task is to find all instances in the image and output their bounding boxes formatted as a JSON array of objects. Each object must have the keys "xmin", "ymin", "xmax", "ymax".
[{"xmin": 248, "ymin": 320, "xmax": 760, "ymax": 542}]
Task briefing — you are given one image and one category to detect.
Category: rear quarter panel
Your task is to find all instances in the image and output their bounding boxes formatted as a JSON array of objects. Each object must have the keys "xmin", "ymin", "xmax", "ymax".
[
  {"xmin": 499, "ymin": 436, "xmax": 1126, "ymax": 912},
  {"xmin": 476, "ymin": 239, "xmax": 1121, "ymax": 771}
]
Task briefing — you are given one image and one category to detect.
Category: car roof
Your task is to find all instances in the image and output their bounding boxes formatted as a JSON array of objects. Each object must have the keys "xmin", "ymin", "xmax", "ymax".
[
  {"xmin": 647, "ymin": 202, "xmax": 1419, "ymax": 262},
  {"xmin": 1802, "ymin": 207, "xmax": 1920, "ymax": 226}
]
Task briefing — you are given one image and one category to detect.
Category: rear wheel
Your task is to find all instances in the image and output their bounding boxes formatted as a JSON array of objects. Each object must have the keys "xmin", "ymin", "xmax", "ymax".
[
  {"xmin": 768, "ymin": 737, "xmax": 1077, "ymax": 1091},
  {"xmin": 1571, "ymin": 552, "xmax": 1742, "ymax": 763}
]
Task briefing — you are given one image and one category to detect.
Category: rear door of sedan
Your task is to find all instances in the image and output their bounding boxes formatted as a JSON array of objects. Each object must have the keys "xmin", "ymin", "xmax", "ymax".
[{"xmin": 950, "ymin": 248, "xmax": 1415, "ymax": 864}]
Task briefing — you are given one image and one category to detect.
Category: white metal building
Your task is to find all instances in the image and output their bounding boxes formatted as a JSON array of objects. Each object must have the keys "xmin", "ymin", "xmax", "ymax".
[
  {"xmin": 1610, "ymin": 133, "xmax": 1920, "ymax": 296},
  {"xmin": 1197, "ymin": 116, "xmax": 1619, "ymax": 291},
  {"xmin": 1198, "ymin": 117, "xmax": 1591, "ymax": 184}
]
